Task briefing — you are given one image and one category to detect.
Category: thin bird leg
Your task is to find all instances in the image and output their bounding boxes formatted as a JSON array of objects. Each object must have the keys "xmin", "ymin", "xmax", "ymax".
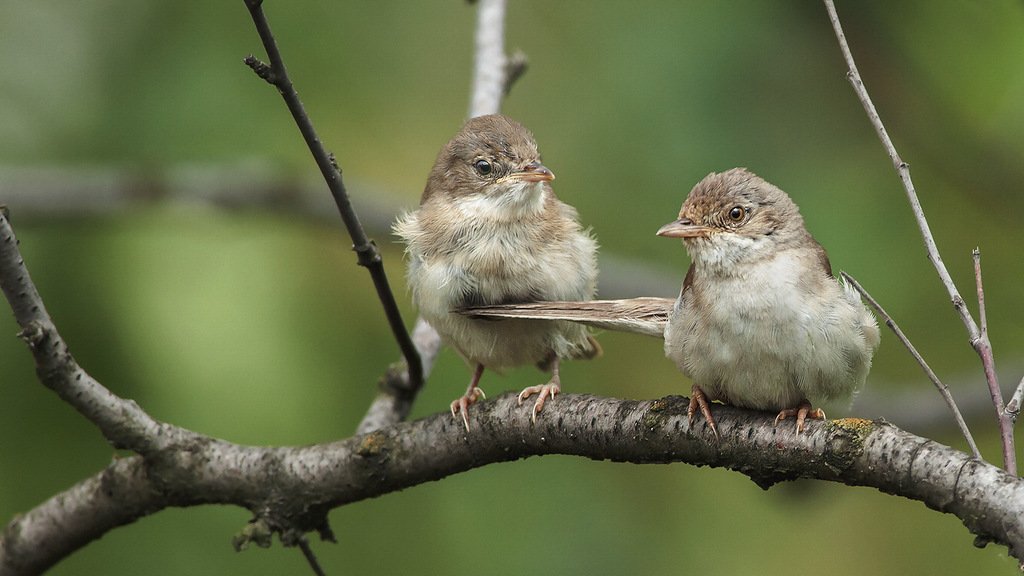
[
  {"xmin": 451, "ymin": 363, "xmax": 487, "ymax": 431},
  {"xmin": 518, "ymin": 358, "xmax": 562, "ymax": 424},
  {"xmin": 688, "ymin": 384, "xmax": 719, "ymax": 438},
  {"xmin": 774, "ymin": 399, "xmax": 826, "ymax": 434}
]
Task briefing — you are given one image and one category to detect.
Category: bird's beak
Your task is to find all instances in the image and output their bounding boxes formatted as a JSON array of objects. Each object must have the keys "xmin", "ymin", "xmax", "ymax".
[
  {"xmin": 508, "ymin": 161, "xmax": 555, "ymax": 183},
  {"xmin": 656, "ymin": 218, "xmax": 712, "ymax": 238}
]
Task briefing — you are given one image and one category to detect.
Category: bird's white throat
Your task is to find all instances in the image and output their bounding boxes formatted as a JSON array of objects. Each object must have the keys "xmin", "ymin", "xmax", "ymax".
[
  {"xmin": 453, "ymin": 181, "xmax": 548, "ymax": 221},
  {"xmin": 686, "ymin": 233, "xmax": 772, "ymax": 276}
]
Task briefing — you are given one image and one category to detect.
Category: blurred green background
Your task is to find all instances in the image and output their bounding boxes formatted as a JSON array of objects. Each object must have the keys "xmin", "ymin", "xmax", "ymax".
[{"xmin": 2, "ymin": 1, "xmax": 1023, "ymax": 574}]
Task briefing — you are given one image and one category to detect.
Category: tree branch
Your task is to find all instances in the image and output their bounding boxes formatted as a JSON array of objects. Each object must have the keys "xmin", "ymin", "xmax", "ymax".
[
  {"xmin": 241, "ymin": 0, "xmax": 423, "ymax": 393},
  {"xmin": 972, "ymin": 249, "xmax": 1013, "ymax": 469},
  {"xmin": 0, "ymin": 212, "xmax": 179, "ymax": 455},
  {"xmin": 469, "ymin": 0, "xmax": 509, "ymax": 118},
  {"xmin": 357, "ymin": 0, "xmax": 523, "ymax": 433},
  {"xmin": 822, "ymin": 0, "xmax": 1015, "ymax": 475},
  {"xmin": 841, "ymin": 272, "xmax": 980, "ymax": 459},
  {"xmin": 3, "ymin": 392, "xmax": 1022, "ymax": 574}
]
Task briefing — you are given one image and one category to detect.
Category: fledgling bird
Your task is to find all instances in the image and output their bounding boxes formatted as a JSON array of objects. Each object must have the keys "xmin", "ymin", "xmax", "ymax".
[
  {"xmin": 460, "ymin": 168, "xmax": 880, "ymax": 435},
  {"xmin": 393, "ymin": 114, "xmax": 600, "ymax": 431},
  {"xmin": 656, "ymin": 168, "xmax": 880, "ymax": 434}
]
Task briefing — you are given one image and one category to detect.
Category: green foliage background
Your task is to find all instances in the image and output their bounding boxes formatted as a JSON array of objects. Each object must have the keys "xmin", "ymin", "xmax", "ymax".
[{"xmin": 1, "ymin": 1, "xmax": 1023, "ymax": 574}]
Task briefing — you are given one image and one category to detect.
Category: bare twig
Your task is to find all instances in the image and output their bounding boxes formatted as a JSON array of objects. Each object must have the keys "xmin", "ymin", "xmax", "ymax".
[
  {"xmin": 822, "ymin": 1, "xmax": 975, "ymax": 335},
  {"xmin": 841, "ymin": 272, "xmax": 980, "ymax": 459},
  {"xmin": 974, "ymin": 249, "xmax": 988, "ymax": 337},
  {"xmin": 298, "ymin": 538, "xmax": 328, "ymax": 576},
  {"xmin": 241, "ymin": 0, "xmax": 422, "ymax": 392},
  {"xmin": 971, "ymin": 249, "xmax": 1013, "ymax": 470},
  {"xmin": 823, "ymin": 0, "xmax": 1015, "ymax": 475},
  {"xmin": 356, "ymin": 318, "xmax": 443, "ymax": 434},
  {"xmin": 0, "ymin": 211, "xmax": 179, "ymax": 455},
  {"xmin": 358, "ymin": 0, "xmax": 520, "ymax": 433}
]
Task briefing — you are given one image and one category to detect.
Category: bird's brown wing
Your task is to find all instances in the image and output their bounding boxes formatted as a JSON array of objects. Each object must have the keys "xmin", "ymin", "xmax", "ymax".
[{"xmin": 457, "ymin": 297, "xmax": 675, "ymax": 338}]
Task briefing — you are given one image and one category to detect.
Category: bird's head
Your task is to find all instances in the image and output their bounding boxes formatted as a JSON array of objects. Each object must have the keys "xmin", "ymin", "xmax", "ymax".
[
  {"xmin": 422, "ymin": 114, "xmax": 554, "ymax": 216},
  {"xmin": 657, "ymin": 168, "xmax": 809, "ymax": 270}
]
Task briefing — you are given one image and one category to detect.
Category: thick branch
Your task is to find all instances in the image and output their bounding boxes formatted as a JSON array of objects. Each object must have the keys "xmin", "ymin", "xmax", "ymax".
[
  {"xmin": 469, "ymin": 0, "xmax": 508, "ymax": 118},
  {"xmin": 3, "ymin": 393, "xmax": 1020, "ymax": 574}
]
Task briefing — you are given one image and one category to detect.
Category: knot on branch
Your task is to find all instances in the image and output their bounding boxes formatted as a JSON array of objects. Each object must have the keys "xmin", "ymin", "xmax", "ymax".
[
  {"xmin": 243, "ymin": 55, "xmax": 277, "ymax": 84},
  {"xmin": 16, "ymin": 320, "xmax": 49, "ymax": 349},
  {"xmin": 352, "ymin": 241, "xmax": 382, "ymax": 268},
  {"xmin": 233, "ymin": 508, "xmax": 336, "ymax": 552},
  {"xmin": 1005, "ymin": 401, "xmax": 1020, "ymax": 422},
  {"xmin": 232, "ymin": 518, "xmax": 273, "ymax": 551}
]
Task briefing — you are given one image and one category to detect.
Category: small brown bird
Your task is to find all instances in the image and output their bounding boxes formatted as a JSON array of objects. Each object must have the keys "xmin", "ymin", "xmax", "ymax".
[
  {"xmin": 461, "ymin": 168, "xmax": 879, "ymax": 435},
  {"xmin": 658, "ymin": 168, "xmax": 880, "ymax": 434},
  {"xmin": 393, "ymin": 114, "xmax": 600, "ymax": 431}
]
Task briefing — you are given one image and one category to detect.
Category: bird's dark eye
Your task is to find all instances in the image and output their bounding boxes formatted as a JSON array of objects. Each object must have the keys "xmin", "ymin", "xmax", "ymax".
[
  {"xmin": 727, "ymin": 206, "xmax": 745, "ymax": 222},
  {"xmin": 473, "ymin": 159, "xmax": 493, "ymax": 176}
]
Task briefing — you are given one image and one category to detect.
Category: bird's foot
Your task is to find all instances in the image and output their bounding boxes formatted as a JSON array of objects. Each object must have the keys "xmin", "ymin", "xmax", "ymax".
[
  {"xmin": 774, "ymin": 400, "xmax": 826, "ymax": 434},
  {"xmin": 518, "ymin": 381, "xmax": 560, "ymax": 424},
  {"xmin": 687, "ymin": 384, "xmax": 719, "ymax": 439},
  {"xmin": 450, "ymin": 387, "xmax": 486, "ymax": 432}
]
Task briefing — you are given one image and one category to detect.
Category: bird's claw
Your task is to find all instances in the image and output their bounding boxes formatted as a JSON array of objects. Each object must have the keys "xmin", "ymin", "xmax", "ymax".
[
  {"xmin": 687, "ymin": 384, "xmax": 719, "ymax": 439},
  {"xmin": 774, "ymin": 400, "xmax": 825, "ymax": 434},
  {"xmin": 518, "ymin": 382, "xmax": 560, "ymax": 424},
  {"xmin": 450, "ymin": 387, "xmax": 486, "ymax": 431}
]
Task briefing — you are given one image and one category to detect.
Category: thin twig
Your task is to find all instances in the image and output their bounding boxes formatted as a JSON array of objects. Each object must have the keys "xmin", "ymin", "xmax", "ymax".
[
  {"xmin": 822, "ymin": 1, "xmax": 976, "ymax": 336},
  {"xmin": 842, "ymin": 272, "xmax": 981, "ymax": 459},
  {"xmin": 823, "ymin": 0, "xmax": 1015, "ymax": 474},
  {"xmin": 974, "ymin": 249, "xmax": 987, "ymax": 337},
  {"xmin": 358, "ymin": 0, "xmax": 517, "ymax": 433},
  {"xmin": 971, "ymin": 249, "xmax": 1013, "ymax": 471},
  {"xmin": 241, "ymin": 0, "xmax": 422, "ymax": 391},
  {"xmin": 298, "ymin": 537, "xmax": 328, "ymax": 576}
]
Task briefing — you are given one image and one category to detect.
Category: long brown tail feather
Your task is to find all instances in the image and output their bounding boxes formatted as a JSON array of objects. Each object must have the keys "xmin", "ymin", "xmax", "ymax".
[{"xmin": 457, "ymin": 297, "xmax": 674, "ymax": 339}]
